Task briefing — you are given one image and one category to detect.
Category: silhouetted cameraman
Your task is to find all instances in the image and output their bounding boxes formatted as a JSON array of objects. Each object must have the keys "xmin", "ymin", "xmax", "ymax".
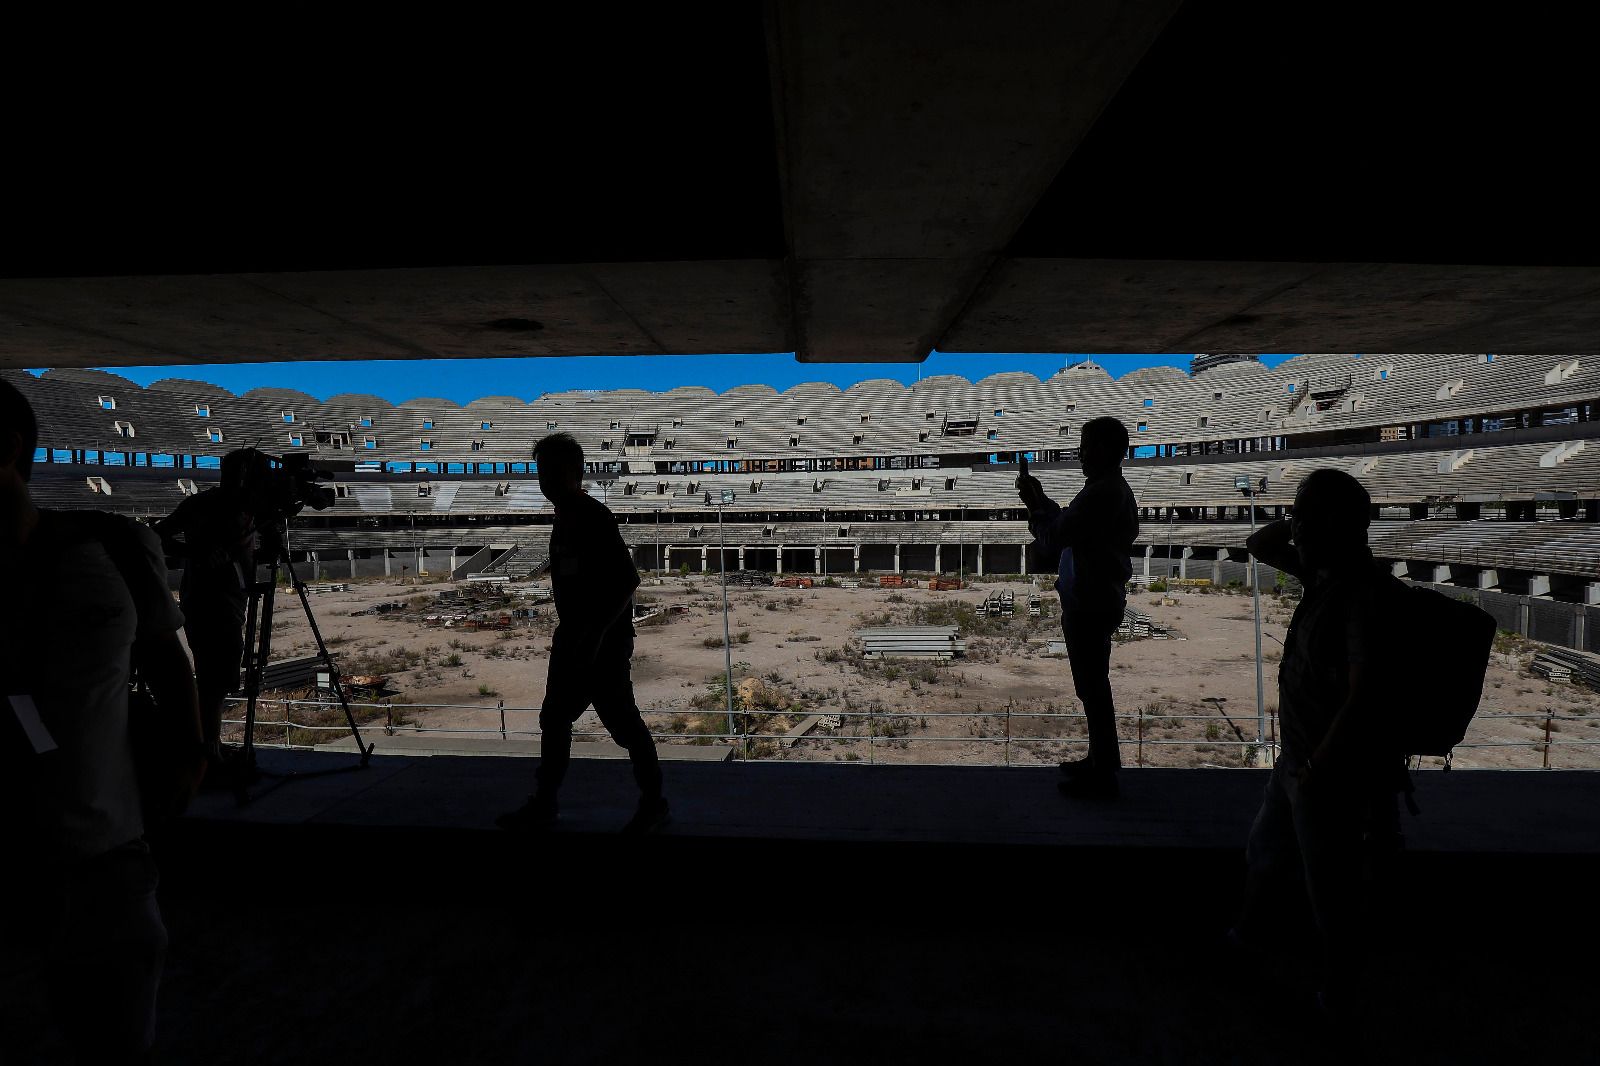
[{"xmin": 155, "ymin": 448, "xmax": 257, "ymax": 771}]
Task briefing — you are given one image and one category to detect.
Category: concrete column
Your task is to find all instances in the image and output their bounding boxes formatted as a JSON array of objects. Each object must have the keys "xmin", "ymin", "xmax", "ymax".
[
  {"xmin": 1574, "ymin": 610, "xmax": 1585, "ymax": 650},
  {"xmin": 1392, "ymin": 561, "xmax": 1408, "ymax": 579},
  {"xmin": 894, "ymin": 542, "xmax": 901, "ymax": 574},
  {"xmin": 1584, "ymin": 582, "xmax": 1600, "ymax": 606},
  {"xmin": 663, "ymin": 546, "xmax": 671, "ymax": 573},
  {"xmin": 813, "ymin": 547, "xmax": 821, "ymax": 575},
  {"xmin": 1518, "ymin": 602, "xmax": 1530, "ymax": 636},
  {"xmin": 1211, "ymin": 557, "xmax": 1223, "ymax": 585},
  {"xmin": 1143, "ymin": 545, "xmax": 1153, "ymax": 579},
  {"xmin": 737, "ymin": 546, "xmax": 745, "ymax": 570},
  {"xmin": 311, "ymin": 551, "xmax": 322, "ymax": 581},
  {"xmin": 976, "ymin": 542, "xmax": 984, "ymax": 577},
  {"xmin": 852, "ymin": 544, "xmax": 860, "ymax": 573},
  {"xmin": 934, "ymin": 543, "xmax": 942, "ymax": 574},
  {"xmin": 1178, "ymin": 545, "xmax": 1193, "ymax": 580},
  {"xmin": 347, "ymin": 549, "xmax": 357, "ymax": 579},
  {"xmin": 1530, "ymin": 574, "xmax": 1552, "ymax": 598},
  {"xmin": 700, "ymin": 545, "xmax": 708, "ymax": 571},
  {"xmin": 776, "ymin": 546, "xmax": 783, "ymax": 574},
  {"xmin": 1478, "ymin": 569, "xmax": 1498, "ymax": 590},
  {"xmin": 449, "ymin": 548, "xmax": 458, "ymax": 574},
  {"xmin": 1432, "ymin": 564, "xmax": 1450, "ymax": 584},
  {"xmin": 1020, "ymin": 543, "xmax": 1027, "ymax": 576},
  {"xmin": 383, "ymin": 549, "xmax": 392, "ymax": 577}
]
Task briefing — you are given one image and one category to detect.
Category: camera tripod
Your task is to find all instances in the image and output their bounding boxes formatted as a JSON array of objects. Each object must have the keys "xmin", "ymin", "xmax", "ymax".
[{"xmin": 235, "ymin": 518, "xmax": 372, "ymax": 803}]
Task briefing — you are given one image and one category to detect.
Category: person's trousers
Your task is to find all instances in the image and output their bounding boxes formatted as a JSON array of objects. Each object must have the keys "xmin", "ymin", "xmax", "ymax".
[
  {"xmin": 536, "ymin": 649, "xmax": 662, "ymax": 802},
  {"xmin": 1241, "ymin": 763, "xmax": 1383, "ymax": 995},
  {"xmin": 4, "ymin": 839, "xmax": 168, "ymax": 1064},
  {"xmin": 184, "ymin": 603, "xmax": 245, "ymax": 746},
  {"xmin": 1064, "ymin": 611, "xmax": 1122, "ymax": 772}
]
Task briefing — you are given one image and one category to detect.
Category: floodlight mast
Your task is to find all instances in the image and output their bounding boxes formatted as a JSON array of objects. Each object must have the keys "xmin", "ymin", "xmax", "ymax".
[{"xmin": 710, "ymin": 489, "xmax": 737, "ymax": 738}]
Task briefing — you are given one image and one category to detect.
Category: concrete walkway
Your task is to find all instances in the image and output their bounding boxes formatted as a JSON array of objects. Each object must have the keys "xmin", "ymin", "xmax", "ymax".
[{"xmin": 186, "ymin": 750, "xmax": 1600, "ymax": 854}]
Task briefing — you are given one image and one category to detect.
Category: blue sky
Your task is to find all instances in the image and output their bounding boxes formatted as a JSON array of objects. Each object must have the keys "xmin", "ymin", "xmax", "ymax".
[{"xmin": 49, "ymin": 352, "xmax": 1294, "ymax": 405}]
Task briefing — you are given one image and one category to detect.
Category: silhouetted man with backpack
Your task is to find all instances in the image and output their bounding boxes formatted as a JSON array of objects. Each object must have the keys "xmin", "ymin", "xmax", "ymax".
[
  {"xmin": 1017, "ymin": 417, "xmax": 1140, "ymax": 799},
  {"xmin": 496, "ymin": 432, "xmax": 668, "ymax": 835},
  {"xmin": 1233, "ymin": 468, "xmax": 1410, "ymax": 1023}
]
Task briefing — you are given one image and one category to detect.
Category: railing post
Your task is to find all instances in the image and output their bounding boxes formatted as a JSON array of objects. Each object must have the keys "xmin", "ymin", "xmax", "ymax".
[
  {"xmin": 1004, "ymin": 703, "xmax": 1012, "ymax": 767},
  {"xmin": 868, "ymin": 705, "xmax": 875, "ymax": 765},
  {"xmin": 1544, "ymin": 709, "xmax": 1554, "ymax": 769},
  {"xmin": 386, "ymin": 700, "xmax": 394, "ymax": 736},
  {"xmin": 499, "ymin": 699, "xmax": 506, "ymax": 741},
  {"xmin": 1137, "ymin": 704, "xmax": 1144, "ymax": 768}
]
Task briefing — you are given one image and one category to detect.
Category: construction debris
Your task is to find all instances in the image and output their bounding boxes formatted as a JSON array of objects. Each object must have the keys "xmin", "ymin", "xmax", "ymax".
[
  {"xmin": 1529, "ymin": 647, "xmax": 1600, "ymax": 688},
  {"xmin": 981, "ymin": 591, "xmax": 1015, "ymax": 616},
  {"xmin": 856, "ymin": 625, "xmax": 965, "ymax": 659}
]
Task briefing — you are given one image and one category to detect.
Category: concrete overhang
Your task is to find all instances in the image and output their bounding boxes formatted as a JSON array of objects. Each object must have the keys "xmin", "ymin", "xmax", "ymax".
[{"xmin": 2, "ymin": 2, "xmax": 1596, "ymax": 370}]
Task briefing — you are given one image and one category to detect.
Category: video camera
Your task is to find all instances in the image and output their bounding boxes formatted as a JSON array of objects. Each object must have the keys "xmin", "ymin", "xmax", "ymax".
[{"xmin": 235, "ymin": 449, "xmax": 354, "ymax": 520}]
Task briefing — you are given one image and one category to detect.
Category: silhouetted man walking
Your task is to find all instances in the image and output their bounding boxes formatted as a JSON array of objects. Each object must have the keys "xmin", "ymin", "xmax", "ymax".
[
  {"xmin": 497, "ymin": 433, "xmax": 668, "ymax": 834},
  {"xmin": 1017, "ymin": 417, "xmax": 1139, "ymax": 798},
  {"xmin": 1234, "ymin": 468, "xmax": 1402, "ymax": 1022}
]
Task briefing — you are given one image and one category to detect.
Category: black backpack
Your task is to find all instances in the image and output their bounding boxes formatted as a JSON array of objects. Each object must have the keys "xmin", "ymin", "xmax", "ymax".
[{"xmin": 1382, "ymin": 575, "xmax": 1497, "ymax": 760}]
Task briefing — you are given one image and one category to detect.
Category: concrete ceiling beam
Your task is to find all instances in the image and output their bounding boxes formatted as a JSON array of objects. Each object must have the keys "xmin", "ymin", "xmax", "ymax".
[{"xmin": 767, "ymin": 0, "xmax": 1181, "ymax": 360}]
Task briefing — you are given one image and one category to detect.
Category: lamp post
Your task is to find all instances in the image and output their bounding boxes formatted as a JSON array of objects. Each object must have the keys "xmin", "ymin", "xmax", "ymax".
[
  {"xmin": 1236, "ymin": 475, "xmax": 1268, "ymax": 761},
  {"xmin": 708, "ymin": 489, "xmax": 737, "ymax": 738}
]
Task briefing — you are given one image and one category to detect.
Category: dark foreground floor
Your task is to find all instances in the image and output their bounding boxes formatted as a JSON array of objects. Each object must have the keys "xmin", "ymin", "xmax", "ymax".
[{"xmin": 5, "ymin": 756, "xmax": 1598, "ymax": 1065}]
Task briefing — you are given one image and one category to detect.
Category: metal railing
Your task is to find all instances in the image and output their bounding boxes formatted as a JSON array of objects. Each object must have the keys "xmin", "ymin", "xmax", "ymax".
[{"xmin": 221, "ymin": 698, "xmax": 1600, "ymax": 769}]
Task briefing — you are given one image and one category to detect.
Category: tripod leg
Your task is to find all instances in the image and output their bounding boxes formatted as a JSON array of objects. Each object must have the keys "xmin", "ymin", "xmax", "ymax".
[
  {"xmin": 239, "ymin": 566, "xmax": 274, "ymax": 767},
  {"xmin": 282, "ymin": 552, "xmax": 372, "ymax": 766}
]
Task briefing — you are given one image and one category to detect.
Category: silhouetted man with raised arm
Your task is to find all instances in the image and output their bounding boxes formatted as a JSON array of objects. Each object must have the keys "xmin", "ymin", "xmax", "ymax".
[
  {"xmin": 0, "ymin": 377, "xmax": 204, "ymax": 1063},
  {"xmin": 497, "ymin": 433, "xmax": 668, "ymax": 835},
  {"xmin": 1234, "ymin": 468, "xmax": 1401, "ymax": 1023},
  {"xmin": 1017, "ymin": 417, "xmax": 1139, "ymax": 799}
]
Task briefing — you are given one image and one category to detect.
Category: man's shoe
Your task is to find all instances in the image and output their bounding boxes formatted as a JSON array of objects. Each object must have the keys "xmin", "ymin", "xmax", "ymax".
[
  {"xmin": 622, "ymin": 797, "xmax": 670, "ymax": 835},
  {"xmin": 1057, "ymin": 773, "xmax": 1119, "ymax": 800},
  {"xmin": 496, "ymin": 795, "xmax": 558, "ymax": 832},
  {"xmin": 1057, "ymin": 755, "xmax": 1097, "ymax": 778}
]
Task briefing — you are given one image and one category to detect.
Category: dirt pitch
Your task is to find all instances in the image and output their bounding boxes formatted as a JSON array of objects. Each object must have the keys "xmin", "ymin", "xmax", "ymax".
[{"xmin": 223, "ymin": 575, "xmax": 1600, "ymax": 770}]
